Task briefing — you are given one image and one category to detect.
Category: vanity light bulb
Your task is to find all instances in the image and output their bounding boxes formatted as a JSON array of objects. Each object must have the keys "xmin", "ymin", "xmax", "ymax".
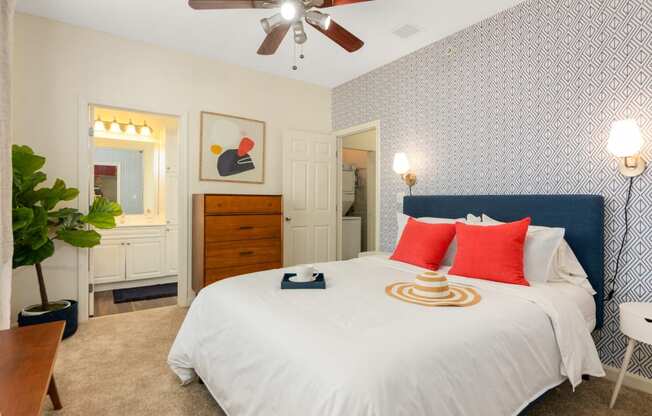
[
  {"xmin": 125, "ymin": 119, "xmax": 137, "ymax": 136},
  {"xmin": 109, "ymin": 118, "xmax": 122, "ymax": 134},
  {"xmin": 140, "ymin": 122, "xmax": 152, "ymax": 137},
  {"xmin": 608, "ymin": 119, "xmax": 643, "ymax": 158},
  {"xmin": 93, "ymin": 117, "xmax": 106, "ymax": 132}
]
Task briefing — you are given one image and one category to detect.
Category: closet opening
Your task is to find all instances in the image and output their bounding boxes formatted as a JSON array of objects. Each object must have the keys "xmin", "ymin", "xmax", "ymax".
[{"xmin": 336, "ymin": 125, "xmax": 380, "ymax": 260}]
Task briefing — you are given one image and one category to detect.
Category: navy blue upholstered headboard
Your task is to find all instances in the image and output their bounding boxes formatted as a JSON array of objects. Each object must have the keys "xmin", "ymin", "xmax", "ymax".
[{"xmin": 403, "ymin": 195, "xmax": 605, "ymax": 329}]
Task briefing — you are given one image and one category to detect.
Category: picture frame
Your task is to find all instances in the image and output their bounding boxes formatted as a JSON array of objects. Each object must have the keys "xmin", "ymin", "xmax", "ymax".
[{"xmin": 199, "ymin": 111, "xmax": 266, "ymax": 184}]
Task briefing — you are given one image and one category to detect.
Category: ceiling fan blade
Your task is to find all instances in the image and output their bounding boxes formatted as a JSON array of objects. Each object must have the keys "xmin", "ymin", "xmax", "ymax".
[
  {"xmin": 188, "ymin": 0, "xmax": 269, "ymax": 10},
  {"xmin": 257, "ymin": 24, "xmax": 291, "ymax": 55},
  {"xmin": 315, "ymin": 0, "xmax": 373, "ymax": 8},
  {"xmin": 307, "ymin": 20, "xmax": 364, "ymax": 52}
]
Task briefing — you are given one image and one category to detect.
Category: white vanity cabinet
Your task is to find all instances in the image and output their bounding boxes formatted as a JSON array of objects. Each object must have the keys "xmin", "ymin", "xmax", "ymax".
[
  {"xmin": 92, "ymin": 226, "xmax": 169, "ymax": 285},
  {"xmin": 93, "ymin": 239, "xmax": 126, "ymax": 284},
  {"xmin": 165, "ymin": 225, "xmax": 179, "ymax": 275}
]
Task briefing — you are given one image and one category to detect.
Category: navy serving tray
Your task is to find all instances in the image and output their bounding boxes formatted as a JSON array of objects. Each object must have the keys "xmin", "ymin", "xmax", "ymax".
[{"xmin": 281, "ymin": 273, "xmax": 326, "ymax": 289}]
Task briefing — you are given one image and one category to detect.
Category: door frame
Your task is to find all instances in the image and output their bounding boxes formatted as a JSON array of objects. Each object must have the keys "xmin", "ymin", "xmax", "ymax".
[
  {"xmin": 77, "ymin": 97, "xmax": 190, "ymax": 322},
  {"xmin": 334, "ymin": 121, "xmax": 381, "ymax": 259}
]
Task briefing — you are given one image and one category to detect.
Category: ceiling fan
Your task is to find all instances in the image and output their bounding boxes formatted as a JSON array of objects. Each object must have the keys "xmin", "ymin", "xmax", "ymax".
[{"xmin": 188, "ymin": 0, "xmax": 373, "ymax": 57}]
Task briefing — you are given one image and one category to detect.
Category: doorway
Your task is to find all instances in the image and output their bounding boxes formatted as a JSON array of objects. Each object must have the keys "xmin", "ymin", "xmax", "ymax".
[
  {"xmin": 83, "ymin": 103, "xmax": 185, "ymax": 318},
  {"xmin": 335, "ymin": 122, "xmax": 380, "ymax": 260}
]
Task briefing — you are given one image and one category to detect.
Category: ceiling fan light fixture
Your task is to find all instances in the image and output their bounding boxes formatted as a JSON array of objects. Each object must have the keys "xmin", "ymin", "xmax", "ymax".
[
  {"xmin": 305, "ymin": 10, "xmax": 331, "ymax": 30},
  {"xmin": 260, "ymin": 13, "xmax": 283, "ymax": 34},
  {"xmin": 280, "ymin": 1, "xmax": 297, "ymax": 21}
]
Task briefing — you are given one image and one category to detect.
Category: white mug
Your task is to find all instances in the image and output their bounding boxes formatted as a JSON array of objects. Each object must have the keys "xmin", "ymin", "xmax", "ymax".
[{"xmin": 294, "ymin": 264, "xmax": 316, "ymax": 282}]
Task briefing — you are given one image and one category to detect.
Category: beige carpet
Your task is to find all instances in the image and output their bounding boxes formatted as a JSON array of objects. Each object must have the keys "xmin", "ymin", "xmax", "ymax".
[{"xmin": 43, "ymin": 306, "xmax": 652, "ymax": 416}]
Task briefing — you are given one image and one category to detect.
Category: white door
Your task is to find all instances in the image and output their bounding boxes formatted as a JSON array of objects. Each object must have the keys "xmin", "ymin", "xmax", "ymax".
[
  {"xmin": 92, "ymin": 239, "xmax": 126, "ymax": 284},
  {"xmin": 165, "ymin": 226, "xmax": 179, "ymax": 275},
  {"xmin": 125, "ymin": 237, "xmax": 164, "ymax": 280},
  {"xmin": 283, "ymin": 130, "xmax": 337, "ymax": 266}
]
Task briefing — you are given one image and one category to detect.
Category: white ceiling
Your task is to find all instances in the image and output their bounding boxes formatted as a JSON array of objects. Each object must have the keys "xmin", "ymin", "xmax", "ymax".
[{"xmin": 16, "ymin": 0, "xmax": 525, "ymax": 88}]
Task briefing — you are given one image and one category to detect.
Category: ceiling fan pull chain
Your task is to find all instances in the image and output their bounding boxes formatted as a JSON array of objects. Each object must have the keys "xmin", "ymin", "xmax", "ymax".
[
  {"xmin": 300, "ymin": 44, "xmax": 305, "ymax": 60},
  {"xmin": 292, "ymin": 38, "xmax": 298, "ymax": 70}
]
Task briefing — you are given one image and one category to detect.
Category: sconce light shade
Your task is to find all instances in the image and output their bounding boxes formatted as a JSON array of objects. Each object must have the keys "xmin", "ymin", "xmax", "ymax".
[
  {"xmin": 125, "ymin": 119, "xmax": 137, "ymax": 136},
  {"xmin": 93, "ymin": 117, "xmax": 106, "ymax": 132},
  {"xmin": 140, "ymin": 121, "xmax": 152, "ymax": 137},
  {"xmin": 109, "ymin": 118, "xmax": 122, "ymax": 134},
  {"xmin": 393, "ymin": 153, "xmax": 410, "ymax": 175},
  {"xmin": 608, "ymin": 119, "xmax": 643, "ymax": 157}
]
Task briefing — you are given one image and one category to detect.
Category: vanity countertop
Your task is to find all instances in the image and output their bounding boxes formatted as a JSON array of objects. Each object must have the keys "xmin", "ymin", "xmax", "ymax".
[{"xmin": 115, "ymin": 222, "xmax": 167, "ymax": 228}]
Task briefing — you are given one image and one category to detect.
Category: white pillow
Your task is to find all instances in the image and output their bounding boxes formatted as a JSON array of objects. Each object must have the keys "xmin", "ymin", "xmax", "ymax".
[
  {"xmin": 481, "ymin": 214, "xmax": 593, "ymax": 293},
  {"xmin": 396, "ymin": 212, "xmax": 463, "ymax": 267},
  {"xmin": 547, "ymin": 240, "xmax": 595, "ymax": 295},
  {"xmin": 478, "ymin": 214, "xmax": 565, "ymax": 284},
  {"xmin": 466, "ymin": 213, "xmax": 482, "ymax": 223}
]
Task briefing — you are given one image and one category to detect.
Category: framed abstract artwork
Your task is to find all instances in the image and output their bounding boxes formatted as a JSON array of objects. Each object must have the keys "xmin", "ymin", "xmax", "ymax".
[{"xmin": 199, "ymin": 111, "xmax": 265, "ymax": 183}]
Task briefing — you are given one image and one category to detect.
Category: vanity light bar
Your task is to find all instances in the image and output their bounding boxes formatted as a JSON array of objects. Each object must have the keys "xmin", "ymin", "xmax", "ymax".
[{"xmin": 93, "ymin": 116, "xmax": 153, "ymax": 137}]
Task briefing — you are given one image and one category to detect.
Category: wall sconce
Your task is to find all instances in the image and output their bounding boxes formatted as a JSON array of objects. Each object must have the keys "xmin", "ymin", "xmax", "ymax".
[
  {"xmin": 393, "ymin": 152, "xmax": 417, "ymax": 195},
  {"xmin": 606, "ymin": 118, "xmax": 646, "ymax": 302},
  {"xmin": 608, "ymin": 119, "xmax": 646, "ymax": 177}
]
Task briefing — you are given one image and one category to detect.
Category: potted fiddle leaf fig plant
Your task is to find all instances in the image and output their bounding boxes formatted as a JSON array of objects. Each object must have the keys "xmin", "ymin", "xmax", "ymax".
[{"xmin": 12, "ymin": 144, "xmax": 122, "ymax": 338}]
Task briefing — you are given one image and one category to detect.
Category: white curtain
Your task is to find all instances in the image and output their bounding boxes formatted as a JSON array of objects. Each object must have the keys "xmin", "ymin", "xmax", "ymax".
[{"xmin": 0, "ymin": 0, "xmax": 16, "ymax": 330}]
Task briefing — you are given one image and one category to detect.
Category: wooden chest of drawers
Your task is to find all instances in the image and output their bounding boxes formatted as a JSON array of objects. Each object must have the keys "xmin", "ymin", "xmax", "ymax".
[{"xmin": 192, "ymin": 194, "xmax": 283, "ymax": 291}]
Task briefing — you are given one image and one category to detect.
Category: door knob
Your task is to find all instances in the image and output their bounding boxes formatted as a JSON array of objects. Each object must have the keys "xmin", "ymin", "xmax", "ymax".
[{"xmin": 285, "ymin": 217, "xmax": 291, "ymax": 222}]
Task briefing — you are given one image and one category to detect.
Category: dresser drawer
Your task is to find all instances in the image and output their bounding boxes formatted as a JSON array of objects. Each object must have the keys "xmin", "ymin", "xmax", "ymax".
[
  {"xmin": 205, "ymin": 195, "xmax": 281, "ymax": 215},
  {"xmin": 205, "ymin": 262, "xmax": 283, "ymax": 285},
  {"xmin": 205, "ymin": 215, "xmax": 281, "ymax": 242},
  {"xmin": 205, "ymin": 239, "xmax": 281, "ymax": 268}
]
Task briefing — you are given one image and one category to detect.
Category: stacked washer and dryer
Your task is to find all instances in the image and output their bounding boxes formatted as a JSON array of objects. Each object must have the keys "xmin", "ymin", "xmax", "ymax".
[{"xmin": 341, "ymin": 165, "xmax": 362, "ymax": 260}]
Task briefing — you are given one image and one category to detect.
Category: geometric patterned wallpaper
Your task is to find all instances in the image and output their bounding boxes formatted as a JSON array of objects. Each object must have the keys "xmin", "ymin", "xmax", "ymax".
[{"xmin": 333, "ymin": 0, "xmax": 652, "ymax": 378}]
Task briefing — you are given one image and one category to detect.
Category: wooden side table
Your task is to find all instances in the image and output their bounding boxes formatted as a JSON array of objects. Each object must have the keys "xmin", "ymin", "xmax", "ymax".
[
  {"xmin": 0, "ymin": 321, "xmax": 65, "ymax": 415},
  {"xmin": 610, "ymin": 302, "xmax": 652, "ymax": 408}
]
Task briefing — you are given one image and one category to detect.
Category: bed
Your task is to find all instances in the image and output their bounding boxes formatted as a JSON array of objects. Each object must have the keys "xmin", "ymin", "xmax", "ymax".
[{"xmin": 169, "ymin": 195, "xmax": 606, "ymax": 416}]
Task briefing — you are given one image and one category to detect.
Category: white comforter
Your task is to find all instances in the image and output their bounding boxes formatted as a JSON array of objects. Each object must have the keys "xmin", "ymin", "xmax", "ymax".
[{"xmin": 168, "ymin": 256, "xmax": 604, "ymax": 416}]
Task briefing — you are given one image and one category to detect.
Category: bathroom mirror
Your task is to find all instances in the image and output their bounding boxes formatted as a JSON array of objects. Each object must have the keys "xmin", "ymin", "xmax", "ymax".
[{"xmin": 93, "ymin": 139, "xmax": 158, "ymax": 216}]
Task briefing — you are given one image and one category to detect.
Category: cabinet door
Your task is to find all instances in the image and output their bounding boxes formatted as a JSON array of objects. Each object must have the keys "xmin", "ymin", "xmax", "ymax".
[
  {"xmin": 125, "ymin": 237, "xmax": 164, "ymax": 280},
  {"xmin": 92, "ymin": 239, "xmax": 126, "ymax": 284},
  {"xmin": 165, "ymin": 226, "xmax": 179, "ymax": 275},
  {"xmin": 165, "ymin": 173, "xmax": 178, "ymax": 225}
]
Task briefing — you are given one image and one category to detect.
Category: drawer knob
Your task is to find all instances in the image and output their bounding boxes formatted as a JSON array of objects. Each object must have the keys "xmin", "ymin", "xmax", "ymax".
[
  {"xmin": 239, "ymin": 251, "xmax": 254, "ymax": 256},
  {"xmin": 645, "ymin": 318, "xmax": 652, "ymax": 323}
]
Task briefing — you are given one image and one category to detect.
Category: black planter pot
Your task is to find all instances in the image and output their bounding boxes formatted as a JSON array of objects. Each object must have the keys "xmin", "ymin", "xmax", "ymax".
[{"xmin": 18, "ymin": 299, "xmax": 78, "ymax": 339}]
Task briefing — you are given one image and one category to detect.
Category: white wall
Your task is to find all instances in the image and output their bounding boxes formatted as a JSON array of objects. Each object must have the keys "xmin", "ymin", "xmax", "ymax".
[{"xmin": 10, "ymin": 13, "xmax": 331, "ymax": 320}]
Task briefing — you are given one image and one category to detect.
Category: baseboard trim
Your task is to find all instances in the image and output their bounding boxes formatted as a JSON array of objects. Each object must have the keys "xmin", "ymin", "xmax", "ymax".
[{"xmin": 604, "ymin": 365, "xmax": 652, "ymax": 395}]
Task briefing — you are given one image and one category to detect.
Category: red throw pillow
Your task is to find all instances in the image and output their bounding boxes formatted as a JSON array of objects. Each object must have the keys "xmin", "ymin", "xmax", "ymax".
[
  {"xmin": 449, "ymin": 218, "xmax": 531, "ymax": 286},
  {"xmin": 390, "ymin": 218, "xmax": 456, "ymax": 270}
]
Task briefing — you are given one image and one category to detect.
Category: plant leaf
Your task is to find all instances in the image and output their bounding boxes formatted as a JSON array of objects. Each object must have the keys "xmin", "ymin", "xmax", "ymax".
[
  {"xmin": 12, "ymin": 239, "xmax": 54, "ymax": 268},
  {"xmin": 57, "ymin": 229, "xmax": 101, "ymax": 248},
  {"xmin": 12, "ymin": 207, "xmax": 34, "ymax": 231},
  {"xmin": 12, "ymin": 145, "xmax": 45, "ymax": 177},
  {"xmin": 82, "ymin": 197, "xmax": 122, "ymax": 229}
]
